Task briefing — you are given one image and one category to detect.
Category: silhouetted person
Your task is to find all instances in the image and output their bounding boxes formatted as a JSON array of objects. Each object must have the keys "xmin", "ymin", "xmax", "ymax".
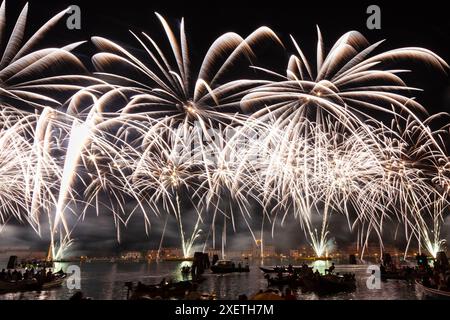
[{"xmin": 327, "ymin": 263, "xmax": 335, "ymax": 274}]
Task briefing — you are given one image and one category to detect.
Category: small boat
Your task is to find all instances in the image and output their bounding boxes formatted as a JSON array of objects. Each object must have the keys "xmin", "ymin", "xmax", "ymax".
[
  {"xmin": 41, "ymin": 275, "xmax": 66, "ymax": 290},
  {"xmin": 259, "ymin": 266, "xmax": 299, "ymax": 274},
  {"xmin": 131, "ymin": 282, "xmax": 189, "ymax": 299},
  {"xmin": 302, "ymin": 274, "xmax": 356, "ymax": 295},
  {"xmin": 0, "ymin": 273, "xmax": 66, "ymax": 293},
  {"xmin": 127, "ymin": 279, "xmax": 204, "ymax": 300},
  {"xmin": 210, "ymin": 260, "xmax": 249, "ymax": 274},
  {"xmin": 415, "ymin": 280, "xmax": 450, "ymax": 299},
  {"xmin": 265, "ymin": 274, "xmax": 304, "ymax": 287},
  {"xmin": 259, "ymin": 267, "xmax": 283, "ymax": 273},
  {"xmin": 0, "ymin": 279, "xmax": 40, "ymax": 293}
]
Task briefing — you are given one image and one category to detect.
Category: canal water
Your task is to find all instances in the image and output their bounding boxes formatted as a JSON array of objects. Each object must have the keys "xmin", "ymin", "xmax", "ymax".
[{"xmin": 0, "ymin": 257, "xmax": 425, "ymax": 300}]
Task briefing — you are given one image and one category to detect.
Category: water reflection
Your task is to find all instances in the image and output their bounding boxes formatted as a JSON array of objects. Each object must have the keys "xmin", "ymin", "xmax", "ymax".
[{"xmin": 0, "ymin": 258, "xmax": 422, "ymax": 300}]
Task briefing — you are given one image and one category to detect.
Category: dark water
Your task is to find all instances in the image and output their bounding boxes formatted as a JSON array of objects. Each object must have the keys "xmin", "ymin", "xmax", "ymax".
[{"xmin": 0, "ymin": 258, "xmax": 425, "ymax": 300}]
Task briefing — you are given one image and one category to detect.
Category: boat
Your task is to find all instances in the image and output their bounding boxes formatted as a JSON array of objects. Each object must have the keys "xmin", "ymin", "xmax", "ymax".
[
  {"xmin": 415, "ymin": 280, "xmax": 450, "ymax": 299},
  {"xmin": 259, "ymin": 266, "xmax": 284, "ymax": 273},
  {"xmin": 41, "ymin": 275, "xmax": 66, "ymax": 290},
  {"xmin": 126, "ymin": 278, "xmax": 204, "ymax": 300},
  {"xmin": 380, "ymin": 265, "xmax": 416, "ymax": 281},
  {"xmin": 180, "ymin": 265, "xmax": 191, "ymax": 275},
  {"xmin": 210, "ymin": 260, "xmax": 249, "ymax": 274},
  {"xmin": 259, "ymin": 266, "xmax": 300, "ymax": 274},
  {"xmin": 265, "ymin": 274, "xmax": 305, "ymax": 287},
  {"xmin": 302, "ymin": 274, "xmax": 356, "ymax": 295},
  {"xmin": 0, "ymin": 279, "xmax": 40, "ymax": 293},
  {"xmin": 0, "ymin": 273, "xmax": 66, "ymax": 293}
]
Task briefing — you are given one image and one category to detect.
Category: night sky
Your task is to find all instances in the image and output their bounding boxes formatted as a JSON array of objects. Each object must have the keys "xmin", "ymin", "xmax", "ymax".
[
  {"xmin": 1, "ymin": 0, "xmax": 450, "ymax": 255},
  {"xmin": 9, "ymin": 0, "xmax": 449, "ymax": 112}
]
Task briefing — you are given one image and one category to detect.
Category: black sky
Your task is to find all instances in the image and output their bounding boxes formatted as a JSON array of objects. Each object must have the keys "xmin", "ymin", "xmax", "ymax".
[{"xmin": 5, "ymin": 0, "xmax": 449, "ymax": 111}]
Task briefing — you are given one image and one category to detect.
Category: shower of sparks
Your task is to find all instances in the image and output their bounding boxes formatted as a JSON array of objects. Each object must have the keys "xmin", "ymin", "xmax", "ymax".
[{"xmin": 0, "ymin": 2, "xmax": 449, "ymax": 259}]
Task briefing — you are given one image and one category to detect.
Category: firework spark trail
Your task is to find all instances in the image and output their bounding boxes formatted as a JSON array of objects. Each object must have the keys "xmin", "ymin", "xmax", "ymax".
[
  {"xmin": 46, "ymin": 88, "xmax": 157, "ymax": 259},
  {"xmin": 0, "ymin": 1, "xmax": 97, "ymax": 111},
  {"xmin": 253, "ymin": 116, "xmax": 389, "ymax": 257},
  {"xmin": 237, "ymin": 28, "xmax": 450, "ymax": 257},
  {"xmin": 89, "ymin": 13, "xmax": 283, "ymax": 257},
  {"xmin": 128, "ymin": 120, "xmax": 204, "ymax": 258},
  {"xmin": 88, "ymin": 18, "xmax": 450, "ymax": 259},
  {"xmin": 376, "ymin": 114, "xmax": 450, "ymax": 258},
  {"xmin": 0, "ymin": 108, "xmax": 48, "ymax": 224},
  {"xmin": 243, "ymin": 29, "xmax": 447, "ymax": 119},
  {"xmin": 194, "ymin": 121, "xmax": 276, "ymax": 253},
  {"xmin": 0, "ymin": 1, "xmax": 97, "ymax": 258},
  {"xmin": 1, "ymin": 5, "xmax": 450, "ymax": 260}
]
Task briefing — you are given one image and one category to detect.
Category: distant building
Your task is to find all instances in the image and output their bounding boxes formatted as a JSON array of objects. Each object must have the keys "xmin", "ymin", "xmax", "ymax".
[
  {"xmin": 158, "ymin": 248, "xmax": 183, "ymax": 259},
  {"xmin": 240, "ymin": 249, "xmax": 253, "ymax": 258},
  {"xmin": 204, "ymin": 245, "xmax": 277, "ymax": 260},
  {"xmin": 121, "ymin": 251, "xmax": 142, "ymax": 260},
  {"xmin": 262, "ymin": 245, "xmax": 276, "ymax": 257},
  {"xmin": 146, "ymin": 249, "xmax": 160, "ymax": 260},
  {"xmin": 339, "ymin": 243, "xmax": 422, "ymax": 260},
  {"xmin": 25, "ymin": 251, "xmax": 47, "ymax": 260},
  {"xmin": 287, "ymin": 246, "xmax": 319, "ymax": 258},
  {"xmin": 226, "ymin": 251, "xmax": 244, "ymax": 258},
  {"xmin": 250, "ymin": 241, "xmax": 277, "ymax": 258},
  {"xmin": 290, "ymin": 249, "xmax": 300, "ymax": 258}
]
